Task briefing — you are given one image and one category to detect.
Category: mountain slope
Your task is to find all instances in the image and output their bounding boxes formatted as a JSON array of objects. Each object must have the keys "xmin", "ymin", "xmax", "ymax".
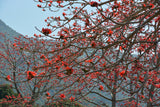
[{"xmin": 0, "ymin": 19, "xmax": 22, "ymax": 41}]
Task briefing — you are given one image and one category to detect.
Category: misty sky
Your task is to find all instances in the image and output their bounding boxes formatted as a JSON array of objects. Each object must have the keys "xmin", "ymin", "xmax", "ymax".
[{"xmin": 0, "ymin": 0, "xmax": 54, "ymax": 37}]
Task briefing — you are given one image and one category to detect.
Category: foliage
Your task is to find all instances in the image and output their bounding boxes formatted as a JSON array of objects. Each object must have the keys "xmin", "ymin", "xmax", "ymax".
[
  {"xmin": 0, "ymin": 84, "xmax": 18, "ymax": 107},
  {"xmin": 0, "ymin": 84, "xmax": 17, "ymax": 99},
  {"xmin": 0, "ymin": 0, "xmax": 160, "ymax": 107}
]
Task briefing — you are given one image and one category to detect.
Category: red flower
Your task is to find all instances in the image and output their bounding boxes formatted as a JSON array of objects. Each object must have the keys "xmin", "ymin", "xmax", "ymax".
[
  {"xmin": 140, "ymin": 95, "xmax": 145, "ymax": 99},
  {"xmin": 60, "ymin": 94, "xmax": 65, "ymax": 99},
  {"xmin": 65, "ymin": 67, "xmax": 73, "ymax": 75},
  {"xmin": 40, "ymin": 54, "xmax": 46, "ymax": 59},
  {"xmin": 46, "ymin": 92, "xmax": 50, "ymax": 96},
  {"xmin": 62, "ymin": 12, "xmax": 66, "ymax": 16},
  {"xmin": 119, "ymin": 46, "xmax": 122, "ymax": 51},
  {"xmin": 139, "ymin": 76, "xmax": 144, "ymax": 82},
  {"xmin": 149, "ymin": 98, "xmax": 152, "ymax": 102},
  {"xmin": 99, "ymin": 85, "xmax": 104, "ymax": 91},
  {"xmin": 27, "ymin": 71, "xmax": 36, "ymax": 80},
  {"xmin": 149, "ymin": 3, "xmax": 154, "ymax": 9},
  {"xmin": 69, "ymin": 96, "xmax": 75, "ymax": 102},
  {"xmin": 50, "ymin": 0, "xmax": 53, "ymax": 3},
  {"xmin": 107, "ymin": 29, "xmax": 113, "ymax": 35},
  {"xmin": 91, "ymin": 41, "xmax": 96, "ymax": 48},
  {"xmin": 143, "ymin": 4, "xmax": 146, "ymax": 7},
  {"xmin": 13, "ymin": 43, "xmax": 17, "ymax": 47},
  {"xmin": 119, "ymin": 70, "xmax": 125, "ymax": 77},
  {"xmin": 37, "ymin": 4, "xmax": 41, "ymax": 8},
  {"xmin": 57, "ymin": 0, "xmax": 62, "ymax": 4},
  {"xmin": 90, "ymin": 1, "xmax": 99, "ymax": 7},
  {"xmin": 42, "ymin": 28, "xmax": 52, "ymax": 35},
  {"xmin": 155, "ymin": 84, "xmax": 160, "ymax": 88},
  {"xmin": 6, "ymin": 75, "xmax": 11, "ymax": 81},
  {"xmin": 48, "ymin": 4, "xmax": 51, "ymax": 7}
]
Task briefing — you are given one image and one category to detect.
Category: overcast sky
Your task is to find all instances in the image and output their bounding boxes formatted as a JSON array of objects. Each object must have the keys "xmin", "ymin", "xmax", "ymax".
[{"xmin": 0, "ymin": 0, "xmax": 54, "ymax": 37}]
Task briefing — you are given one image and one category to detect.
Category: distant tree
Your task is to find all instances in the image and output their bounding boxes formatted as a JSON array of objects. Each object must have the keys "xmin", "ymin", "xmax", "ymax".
[
  {"xmin": 0, "ymin": 84, "xmax": 17, "ymax": 107},
  {"xmin": 0, "ymin": 84, "xmax": 16, "ymax": 99}
]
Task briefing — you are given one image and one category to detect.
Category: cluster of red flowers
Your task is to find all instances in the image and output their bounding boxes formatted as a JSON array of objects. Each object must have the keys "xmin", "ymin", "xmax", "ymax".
[
  {"xmin": 107, "ymin": 29, "xmax": 113, "ymax": 35},
  {"xmin": 99, "ymin": 85, "xmax": 104, "ymax": 91},
  {"xmin": 42, "ymin": 28, "xmax": 52, "ymax": 35},
  {"xmin": 119, "ymin": 70, "xmax": 125, "ymax": 77},
  {"xmin": 40, "ymin": 54, "xmax": 46, "ymax": 59},
  {"xmin": 91, "ymin": 41, "xmax": 96, "ymax": 48},
  {"xmin": 13, "ymin": 43, "xmax": 17, "ymax": 47},
  {"xmin": 65, "ymin": 66, "xmax": 74, "ymax": 75},
  {"xmin": 37, "ymin": 4, "xmax": 41, "ymax": 8},
  {"xmin": 69, "ymin": 96, "xmax": 75, "ymax": 102},
  {"xmin": 6, "ymin": 75, "xmax": 11, "ymax": 81},
  {"xmin": 60, "ymin": 94, "xmax": 65, "ymax": 99},
  {"xmin": 27, "ymin": 71, "xmax": 37, "ymax": 80}
]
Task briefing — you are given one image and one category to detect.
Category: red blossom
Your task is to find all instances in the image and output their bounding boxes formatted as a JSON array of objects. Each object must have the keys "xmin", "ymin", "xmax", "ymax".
[
  {"xmin": 13, "ymin": 43, "xmax": 17, "ymax": 47},
  {"xmin": 37, "ymin": 4, "xmax": 41, "ymax": 7},
  {"xmin": 39, "ymin": 0, "xmax": 42, "ymax": 2},
  {"xmin": 99, "ymin": 85, "xmax": 104, "ymax": 91},
  {"xmin": 46, "ymin": 92, "xmax": 50, "ymax": 96},
  {"xmin": 119, "ymin": 46, "xmax": 122, "ymax": 51},
  {"xmin": 65, "ymin": 66, "xmax": 73, "ymax": 75},
  {"xmin": 42, "ymin": 28, "xmax": 52, "ymax": 35},
  {"xmin": 39, "ymin": 72, "xmax": 45, "ymax": 75},
  {"xmin": 155, "ymin": 84, "xmax": 160, "ymax": 88},
  {"xmin": 48, "ymin": 4, "xmax": 51, "ymax": 7},
  {"xmin": 107, "ymin": 29, "xmax": 113, "ymax": 35},
  {"xmin": 91, "ymin": 41, "xmax": 96, "ymax": 48},
  {"xmin": 140, "ymin": 95, "xmax": 145, "ymax": 99},
  {"xmin": 6, "ymin": 75, "xmax": 11, "ymax": 81},
  {"xmin": 149, "ymin": 98, "xmax": 152, "ymax": 102},
  {"xmin": 69, "ymin": 96, "xmax": 75, "ymax": 102},
  {"xmin": 57, "ymin": 0, "xmax": 62, "ymax": 4},
  {"xmin": 47, "ymin": 60, "xmax": 52, "ymax": 65},
  {"xmin": 139, "ymin": 76, "xmax": 144, "ymax": 82},
  {"xmin": 27, "ymin": 71, "xmax": 36, "ymax": 80},
  {"xmin": 119, "ymin": 70, "xmax": 125, "ymax": 77},
  {"xmin": 90, "ymin": 1, "xmax": 99, "ymax": 7},
  {"xmin": 60, "ymin": 94, "xmax": 65, "ymax": 99},
  {"xmin": 40, "ymin": 54, "xmax": 46, "ymax": 59},
  {"xmin": 50, "ymin": 0, "xmax": 53, "ymax": 3},
  {"xmin": 149, "ymin": 3, "xmax": 154, "ymax": 9},
  {"xmin": 62, "ymin": 12, "xmax": 66, "ymax": 16},
  {"xmin": 143, "ymin": 4, "xmax": 146, "ymax": 7}
]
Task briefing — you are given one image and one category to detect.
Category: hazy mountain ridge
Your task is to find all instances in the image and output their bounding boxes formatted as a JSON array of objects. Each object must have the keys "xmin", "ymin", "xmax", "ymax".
[{"xmin": 0, "ymin": 19, "xmax": 22, "ymax": 41}]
